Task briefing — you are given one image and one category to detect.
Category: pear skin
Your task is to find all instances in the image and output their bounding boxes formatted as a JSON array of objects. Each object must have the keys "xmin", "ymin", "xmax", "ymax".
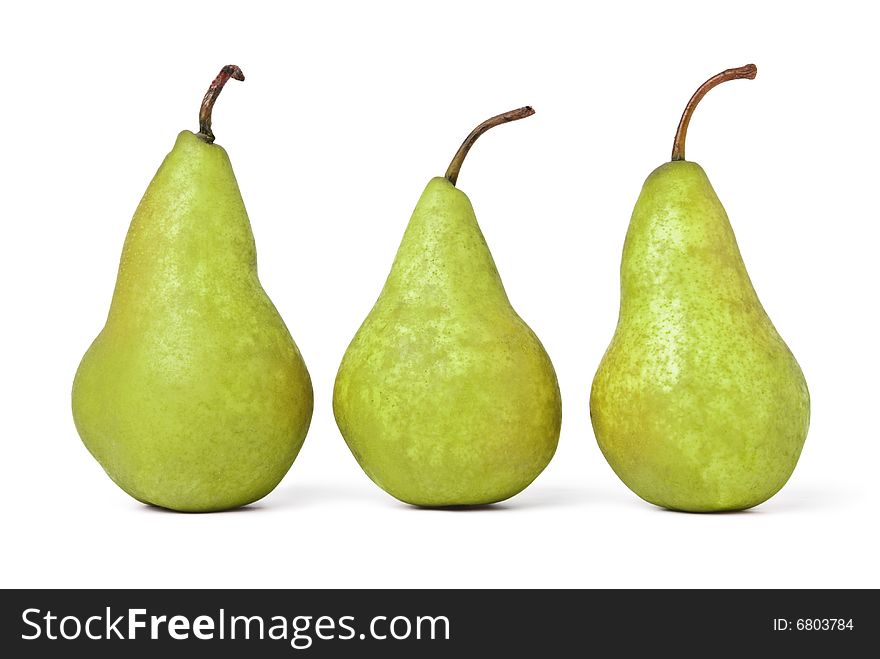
[
  {"xmin": 334, "ymin": 171, "xmax": 561, "ymax": 507},
  {"xmin": 73, "ymin": 70, "xmax": 312, "ymax": 512},
  {"xmin": 590, "ymin": 66, "xmax": 809, "ymax": 512}
]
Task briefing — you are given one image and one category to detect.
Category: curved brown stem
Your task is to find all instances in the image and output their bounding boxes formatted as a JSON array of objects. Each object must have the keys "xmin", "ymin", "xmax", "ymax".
[
  {"xmin": 671, "ymin": 64, "xmax": 757, "ymax": 161},
  {"xmin": 197, "ymin": 65, "xmax": 245, "ymax": 144},
  {"xmin": 445, "ymin": 106, "xmax": 535, "ymax": 186}
]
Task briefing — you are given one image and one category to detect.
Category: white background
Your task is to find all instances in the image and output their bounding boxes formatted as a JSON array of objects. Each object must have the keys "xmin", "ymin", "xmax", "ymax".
[{"xmin": 1, "ymin": 1, "xmax": 877, "ymax": 589}]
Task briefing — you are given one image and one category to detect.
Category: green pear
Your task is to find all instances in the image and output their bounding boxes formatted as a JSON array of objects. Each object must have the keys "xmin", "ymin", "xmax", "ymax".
[
  {"xmin": 334, "ymin": 108, "xmax": 561, "ymax": 507},
  {"xmin": 591, "ymin": 65, "xmax": 809, "ymax": 512},
  {"xmin": 72, "ymin": 66, "xmax": 313, "ymax": 512}
]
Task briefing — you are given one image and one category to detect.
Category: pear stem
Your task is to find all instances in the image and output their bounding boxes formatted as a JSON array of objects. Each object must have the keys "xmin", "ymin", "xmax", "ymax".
[
  {"xmin": 671, "ymin": 64, "xmax": 757, "ymax": 162},
  {"xmin": 197, "ymin": 65, "xmax": 245, "ymax": 144},
  {"xmin": 444, "ymin": 107, "xmax": 535, "ymax": 186}
]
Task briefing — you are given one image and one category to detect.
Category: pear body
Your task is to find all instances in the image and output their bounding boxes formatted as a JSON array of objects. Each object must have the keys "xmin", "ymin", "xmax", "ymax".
[
  {"xmin": 334, "ymin": 177, "xmax": 561, "ymax": 506},
  {"xmin": 590, "ymin": 161, "xmax": 809, "ymax": 512},
  {"xmin": 72, "ymin": 131, "xmax": 313, "ymax": 512}
]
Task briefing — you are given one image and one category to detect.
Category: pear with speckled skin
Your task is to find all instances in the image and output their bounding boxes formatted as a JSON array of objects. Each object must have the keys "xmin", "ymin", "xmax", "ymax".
[
  {"xmin": 590, "ymin": 65, "xmax": 809, "ymax": 512},
  {"xmin": 334, "ymin": 108, "xmax": 561, "ymax": 507},
  {"xmin": 72, "ymin": 66, "xmax": 313, "ymax": 512}
]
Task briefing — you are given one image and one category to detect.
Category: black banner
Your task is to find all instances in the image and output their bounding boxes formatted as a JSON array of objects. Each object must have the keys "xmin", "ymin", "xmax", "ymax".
[{"xmin": 1, "ymin": 589, "xmax": 875, "ymax": 656}]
